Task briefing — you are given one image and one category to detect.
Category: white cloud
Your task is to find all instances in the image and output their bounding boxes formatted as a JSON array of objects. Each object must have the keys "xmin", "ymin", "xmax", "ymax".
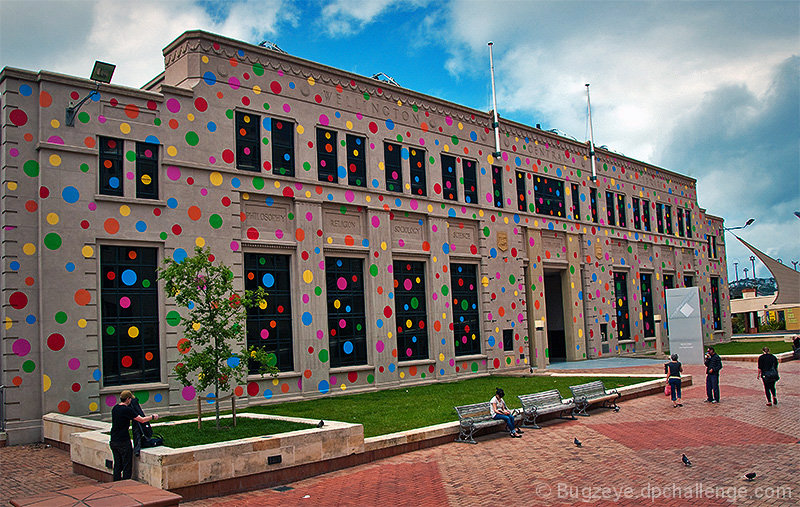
[{"xmin": 318, "ymin": 0, "xmax": 429, "ymax": 36}]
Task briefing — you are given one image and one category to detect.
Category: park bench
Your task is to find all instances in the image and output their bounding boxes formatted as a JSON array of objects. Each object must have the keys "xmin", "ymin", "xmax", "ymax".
[
  {"xmin": 569, "ymin": 380, "xmax": 621, "ymax": 416},
  {"xmin": 454, "ymin": 402, "xmax": 518, "ymax": 444},
  {"xmin": 517, "ymin": 389, "xmax": 576, "ymax": 429}
]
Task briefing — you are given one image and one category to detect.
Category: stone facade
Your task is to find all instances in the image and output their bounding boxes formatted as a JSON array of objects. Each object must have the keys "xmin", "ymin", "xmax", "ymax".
[{"xmin": 0, "ymin": 30, "xmax": 730, "ymax": 443}]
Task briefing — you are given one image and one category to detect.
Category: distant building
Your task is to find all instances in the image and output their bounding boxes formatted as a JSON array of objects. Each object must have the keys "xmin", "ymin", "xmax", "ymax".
[{"xmin": 1, "ymin": 30, "xmax": 730, "ymax": 443}]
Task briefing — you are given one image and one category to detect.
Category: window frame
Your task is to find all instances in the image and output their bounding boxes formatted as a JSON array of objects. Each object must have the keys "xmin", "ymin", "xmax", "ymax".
[
  {"xmin": 409, "ymin": 146, "xmax": 427, "ymax": 196},
  {"xmin": 99, "ymin": 136, "xmax": 124, "ymax": 197},
  {"xmin": 325, "ymin": 256, "xmax": 368, "ymax": 367},
  {"xmin": 451, "ymin": 263, "xmax": 481, "ymax": 356},
  {"xmin": 462, "ymin": 158, "xmax": 478, "ymax": 204},
  {"xmin": 590, "ymin": 188, "xmax": 598, "ymax": 223},
  {"xmin": 632, "ymin": 197, "xmax": 641, "ymax": 230},
  {"xmin": 317, "ymin": 127, "xmax": 338, "ymax": 183},
  {"xmin": 492, "ymin": 165, "xmax": 504, "ymax": 208},
  {"xmin": 441, "ymin": 154, "xmax": 458, "ymax": 201},
  {"xmin": 606, "ymin": 191, "xmax": 616, "ymax": 226},
  {"xmin": 571, "ymin": 183, "xmax": 580, "ymax": 220},
  {"xmin": 135, "ymin": 141, "xmax": 159, "ymax": 200},
  {"xmin": 271, "ymin": 117, "xmax": 295, "ymax": 177},
  {"xmin": 534, "ymin": 175, "xmax": 565, "ymax": 217},
  {"xmin": 235, "ymin": 111, "xmax": 261, "ymax": 172},
  {"xmin": 642, "ymin": 200, "xmax": 651, "ymax": 231},
  {"xmin": 516, "ymin": 170, "xmax": 527, "ymax": 212},
  {"xmin": 393, "ymin": 260, "xmax": 430, "ymax": 361},
  {"xmin": 346, "ymin": 133, "xmax": 366, "ymax": 188},
  {"xmin": 385, "ymin": 141, "xmax": 403, "ymax": 193}
]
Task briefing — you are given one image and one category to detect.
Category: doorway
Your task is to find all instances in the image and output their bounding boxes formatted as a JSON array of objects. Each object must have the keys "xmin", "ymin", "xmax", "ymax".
[{"xmin": 544, "ymin": 270, "xmax": 567, "ymax": 362}]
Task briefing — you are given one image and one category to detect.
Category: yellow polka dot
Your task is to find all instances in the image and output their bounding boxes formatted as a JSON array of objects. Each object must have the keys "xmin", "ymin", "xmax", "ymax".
[
  {"xmin": 334, "ymin": 299, "xmax": 341, "ymax": 309},
  {"xmin": 192, "ymin": 322, "xmax": 201, "ymax": 331},
  {"xmin": 128, "ymin": 326, "xmax": 139, "ymax": 338},
  {"xmin": 487, "ymin": 154, "xmax": 495, "ymax": 164},
  {"xmin": 23, "ymin": 243, "xmax": 36, "ymax": 255},
  {"xmin": 340, "ymin": 384, "xmax": 347, "ymax": 390},
  {"xmin": 49, "ymin": 154, "xmax": 61, "ymax": 166},
  {"xmin": 380, "ymin": 241, "xmax": 387, "ymax": 251},
  {"xmin": 305, "ymin": 190, "xmax": 312, "ymax": 198},
  {"xmin": 378, "ymin": 161, "xmax": 385, "ymax": 171},
  {"xmin": 397, "ymin": 100, "xmax": 402, "ymax": 106},
  {"xmin": 78, "ymin": 319, "xmax": 87, "ymax": 328},
  {"xmin": 365, "ymin": 195, "xmax": 371, "ymax": 203},
  {"xmin": 303, "ymin": 270, "xmax": 314, "ymax": 284},
  {"xmin": 427, "ymin": 204, "xmax": 433, "ymax": 212},
  {"xmin": 140, "ymin": 173, "xmax": 152, "ymax": 186},
  {"xmin": 210, "ymin": 172, "xmax": 223, "ymax": 186},
  {"xmin": 296, "ymin": 124, "xmax": 304, "ymax": 135},
  {"xmin": 439, "ymin": 353, "xmax": 445, "ymax": 361},
  {"xmin": 481, "ymin": 276, "xmax": 489, "ymax": 287},
  {"xmin": 43, "ymin": 374, "xmax": 51, "ymax": 392},
  {"xmin": 167, "ymin": 145, "xmax": 177, "ymax": 157},
  {"xmin": 89, "ymin": 402, "xmax": 98, "ymax": 412},
  {"xmin": 259, "ymin": 299, "xmax": 267, "ymax": 310},
  {"xmin": 242, "ymin": 192, "xmax": 250, "ymax": 200},
  {"xmin": 187, "ymin": 113, "xmax": 195, "ymax": 121},
  {"xmin": 46, "ymin": 212, "xmax": 59, "ymax": 225},
  {"xmin": 5, "ymin": 317, "xmax": 12, "ymax": 330},
  {"xmin": 272, "ymin": 378, "xmax": 279, "ymax": 386},
  {"xmin": 253, "ymin": 85, "xmax": 261, "ymax": 95},
  {"xmin": 307, "ymin": 76, "xmax": 315, "ymax": 86},
  {"xmin": 457, "ymin": 122, "xmax": 463, "ymax": 130},
  {"xmin": 202, "ymin": 55, "xmax": 209, "ymax": 63},
  {"xmin": 82, "ymin": 245, "xmax": 94, "ymax": 258},
  {"xmin": 7, "ymin": 181, "xmax": 17, "ymax": 191},
  {"xmin": 195, "ymin": 237, "xmax": 206, "ymax": 247},
  {"xmin": 119, "ymin": 205, "xmax": 131, "ymax": 217},
  {"xmin": 120, "ymin": 123, "xmax": 131, "ymax": 134},
  {"xmin": 443, "ymin": 145, "xmax": 450, "ymax": 152},
  {"xmin": 387, "ymin": 331, "xmax": 392, "ymax": 339},
  {"xmin": 326, "ymin": 237, "xmax": 333, "ymax": 244},
  {"xmin": 399, "ymin": 372, "xmax": 405, "ymax": 379},
  {"xmin": 50, "ymin": 119, "xmax": 60, "ymax": 128},
  {"xmin": 346, "ymin": 120, "xmax": 353, "ymax": 129},
  {"xmin": 274, "ymin": 181, "xmax": 281, "ymax": 188}
]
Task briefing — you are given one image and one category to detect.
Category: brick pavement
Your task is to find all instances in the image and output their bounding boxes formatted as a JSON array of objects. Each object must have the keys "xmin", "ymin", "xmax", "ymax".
[{"xmin": 3, "ymin": 359, "xmax": 798, "ymax": 506}]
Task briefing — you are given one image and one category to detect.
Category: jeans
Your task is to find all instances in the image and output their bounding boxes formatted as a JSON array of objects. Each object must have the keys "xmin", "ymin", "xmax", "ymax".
[
  {"xmin": 762, "ymin": 379, "xmax": 777, "ymax": 402},
  {"xmin": 668, "ymin": 378, "xmax": 682, "ymax": 401},
  {"xmin": 110, "ymin": 440, "xmax": 133, "ymax": 481},
  {"xmin": 493, "ymin": 413, "xmax": 516, "ymax": 433},
  {"xmin": 706, "ymin": 374, "xmax": 720, "ymax": 402}
]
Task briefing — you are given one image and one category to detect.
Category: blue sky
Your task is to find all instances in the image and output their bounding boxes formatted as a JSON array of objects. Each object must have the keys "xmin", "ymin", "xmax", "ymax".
[{"xmin": 2, "ymin": 0, "xmax": 799, "ymax": 281}]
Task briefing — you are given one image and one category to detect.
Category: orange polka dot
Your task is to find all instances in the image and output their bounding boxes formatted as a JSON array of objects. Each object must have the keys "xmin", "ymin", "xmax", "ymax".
[
  {"xmin": 187, "ymin": 206, "xmax": 202, "ymax": 221},
  {"xmin": 74, "ymin": 289, "xmax": 91, "ymax": 306},
  {"xmin": 104, "ymin": 218, "xmax": 120, "ymax": 234}
]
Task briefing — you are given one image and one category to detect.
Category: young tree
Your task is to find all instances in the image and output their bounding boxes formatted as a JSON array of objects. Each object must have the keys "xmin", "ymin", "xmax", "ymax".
[{"xmin": 159, "ymin": 246, "xmax": 277, "ymax": 428}]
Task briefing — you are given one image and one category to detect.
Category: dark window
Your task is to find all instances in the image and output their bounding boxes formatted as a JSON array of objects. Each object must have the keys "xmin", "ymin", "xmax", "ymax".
[
  {"xmin": 590, "ymin": 188, "xmax": 598, "ymax": 223},
  {"xmin": 640, "ymin": 273, "xmax": 655, "ymax": 337},
  {"xmin": 410, "ymin": 147, "xmax": 427, "ymax": 196},
  {"xmin": 135, "ymin": 142, "xmax": 159, "ymax": 200},
  {"xmin": 712, "ymin": 236, "xmax": 717, "ymax": 259},
  {"xmin": 685, "ymin": 210, "xmax": 692, "ymax": 238},
  {"xmin": 245, "ymin": 253, "xmax": 293, "ymax": 372},
  {"xmin": 462, "ymin": 158, "xmax": 478, "ymax": 204},
  {"xmin": 516, "ymin": 171, "xmax": 527, "ymax": 212},
  {"xmin": 271, "ymin": 118, "xmax": 295, "ymax": 176},
  {"xmin": 317, "ymin": 128, "xmax": 338, "ymax": 183},
  {"xmin": 534, "ymin": 175, "xmax": 565, "ymax": 217},
  {"xmin": 236, "ymin": 111, "xmax": 260, "ymax": 172},
  {"xmin": 656, "ymin": 203, "xmax": 664, "ymax": 233},
  {"xmin": 632, "ymin": 197, "xmax": 641, "ymax": 230},
  {"xmin": 606, "ymin": 191, "xmax": 616, "ymax": 226},
  {"xmin": 346, "ymin": 134, "xmax": 366, "ymax": 187},
  {"xmin": 503, "ymin": 329, "xmax": 513, "ymax": 351},
  {"xmin": 441, "ymin": 154, "xmax": 458, "ymax": 201},
  {"xmin": 385, "ymin": 142, "xmax": 403, "ymax": 193},
  {"xmin": 393, "ymin": 261, "xmax": 429, "ymax": 361},
  {"xmin": 663, "ymin": 274, "xmax": 674, "ymax": 290},
  {"xmin": 571, "ymin": 184, "xmax": 580, "ymax": 220},
  {"xmin": 99, "ymin": 136, "xmax": 123, "ymax": 196},
  {"xmin": 665, "ymin": 205, "xmax": 673, "ymax": 234},
  {"xmin": 101, "ymin": 245, "xmax": 159, "ymax": 386},
  {"xmin": 677, "ymin": 208, "xmax": 685, "ymax": 237},
  {"xmin": 617, "ymin": 194, "xmax": 626, "ymax": 228},
  {"xmin": 684, "ymin": 275, "xmax": 693, "ymax": 287},
  {"xmin": 326, "ymin": 257, "xmax": 367, "ymax": 367},
  {"xmin": 710, "ymin": 277, "xmax": 721, "ymax": 330},
  {"xmin": 492, "ymin": 165, "xmax": 504, "ymax": 208},
  {"xmin": 452, "ymin": 263, "xmax": 481, "ymax": 356},
  {"xmin": 642, "ymin": 200, "xmax": 651, "ymax": 231},
  {"xmin": 613, "ymin": 271, "xmax": 630, "ymax": 341}
]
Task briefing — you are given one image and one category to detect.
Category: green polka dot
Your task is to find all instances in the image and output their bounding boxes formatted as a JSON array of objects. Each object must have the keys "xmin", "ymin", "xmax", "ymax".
[
  {"xmin": 106, "ymin": 325, "xmax": 115, "ymax": 335},
  {"xmin": 142, "ymin": 279, "xmax": 151, "ymax": 288},
  {"xmin": 410, "ymin": 297, "xmax": 419, "ymax": 309},
  {"xmin": 266, "ymin": 353, "xmax": 277, "ymax": 367},
  {"xmin": 134, "ymin": 390, "xmax": 149, "ymax": 404},
  {"xmin": 43, "ymin": 233, "xmax": 62, "ymax": 250},
  {"xmin": 262, "ymin": 103, "xmax": 270, "ymax": 111},
  {"xmin": 252, "ymin": 63, "xmax": 265, "ymax": 76},
  {"xmin": 412, "ymin": 105, "xmax": 418, "ymax": 112},
  {"xmin": 461, "ymin": 299, "xmax": 469, "ymax": 310},
  {"xmin": 451, "ymin": 135, "xmax": 459, "ymax": 145},
  {"xmin": 126, "ymin": 150, "xmax": 136, "ymax": 162},
  {"xmin": 471, "ymin": 362, "xmax": 479, "ymax": 372},
  {"xmin": 78, "ymin": 111, "xmax": 90, "ymax": 123},
  {"xmin": 483, "ymin": 226, "xmax": 490, "ymax": 237},
  {"xmin": 508, "ymin": 274, "xmax": 516, "ymax": 284},
  {"xmin": 303, "ymin": 161, "xmax": 311, "ymax": 171},
  {"xmin": 569, "ymin": 266, "xmax": 575, "ymax": 274},
  {"xmin": 55, "ymin": 311, "xmax": 68, "ymax": 324},
  {"xmin": 166, "ymin": 310, "xmax": 181, "ymax": 326},
  {"xmin": 225, "ymin": 109, "xmax": 234, "ymax": 119},
  {"xmin": 22, "ymin": 360, "xmax": 36, "ymax": 373},
  {"xmin": 209, "ymin": 214, "xmax": 223, "ymax": 229},
  {"xmin": 396, "ymin": 134, "xmax": 403, "ymax": 142},
  {"xmin": 154, "ymin": 118, "xmax": 162, "ymax": 126},
  {"xmin": 363, "ymin": 92, "xmax": 370, "ymax": 100},
  {"xmin": 287, "ymin": 212, "xmax": 294, "ymax": 220},
  {"xmin": 23, "ymin": 160, "xmax": 39, "ymax": 177},
  {"xmin": 367, "ymin": 374, "xmax": 375, "ymax": 383},
  {"xmin": 369, "ymin": 264, "xmax": 379, "ymax": 276},
  {"xmin": 318, "ymin": 349, "xmax": 329, "ymax": 363},
  {"xmin": 185, "ymin": 131, "xmax": 199, "ymax": 146},
  {"xmin": 80, "ymin": 163, "xmax": 90, "ymax": 173},
  {"xmin": 441, "ymin": 285, "xmax": 449, "ymax": 296},
  {"xmin": 314, "ymin": 286, "xmax": 322, "ymax": 296},
  {"xmin": 253, "ymin": 177, "xmax": 265, "ymax": 190},
  {"xmin": 160, "ymin": 232, "xmax": 168, "ymax": 240}
]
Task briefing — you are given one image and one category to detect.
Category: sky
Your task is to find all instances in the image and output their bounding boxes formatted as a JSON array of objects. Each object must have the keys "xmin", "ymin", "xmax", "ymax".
[{"xmin": 2, "ymin": 0, "xmax": 798, "ymax": 283}]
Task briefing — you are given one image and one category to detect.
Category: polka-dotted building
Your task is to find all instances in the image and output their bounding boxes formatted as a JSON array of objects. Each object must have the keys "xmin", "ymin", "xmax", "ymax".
[{"xmin": 0, "ymin": 30, "xmax": 731, "ymax": 443}]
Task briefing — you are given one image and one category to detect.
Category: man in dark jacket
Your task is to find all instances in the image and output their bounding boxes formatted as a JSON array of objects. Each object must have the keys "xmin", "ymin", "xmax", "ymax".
[{"xmin": 704, "ymin": 346, "xmax": 723, "ymax": 403}]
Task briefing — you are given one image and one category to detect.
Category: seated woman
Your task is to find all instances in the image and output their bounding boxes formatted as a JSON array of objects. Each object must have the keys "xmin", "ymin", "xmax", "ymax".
[{"xmin": 490, "ymin": 388, "xmax": 522, "ymax": 438}]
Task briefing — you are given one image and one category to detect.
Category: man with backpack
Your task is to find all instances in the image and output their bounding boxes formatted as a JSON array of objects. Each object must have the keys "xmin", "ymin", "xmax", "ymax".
[{"xmin": 109, "ymin": 390, "xmax": 159, "ymax": 481}]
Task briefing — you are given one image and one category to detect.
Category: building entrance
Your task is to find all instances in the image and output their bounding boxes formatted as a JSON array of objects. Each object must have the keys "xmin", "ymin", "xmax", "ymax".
[{"xmin": 544, "ymin": 270, "xmax": 567, "ymax": 362}]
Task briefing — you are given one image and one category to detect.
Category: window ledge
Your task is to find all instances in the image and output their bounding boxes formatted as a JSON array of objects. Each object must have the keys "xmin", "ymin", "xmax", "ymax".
[
  {"xmin": 454, "ymin": 353, "xmax": 488, "ymax": 361},
  {"xmin": 247, "ymin": 371, "xmax": 300, "ymax": 381},
  {"xmin": 617, "ymin": 339, "xmax": 636, "ymax": 345},
  {"xmin": 329, "ymin": 364, "xmax": 374, "ymax": 374},
  {"xmin": 95, "ymin": 194, "xmax": 166, "ymax": 207},
  {"xmin": 99, "ymin": 382, "xmax": 169, "ymax": 395},
  {"xmin": 397, "ymin": 359, "xmax": 435, "ymax": 367}
]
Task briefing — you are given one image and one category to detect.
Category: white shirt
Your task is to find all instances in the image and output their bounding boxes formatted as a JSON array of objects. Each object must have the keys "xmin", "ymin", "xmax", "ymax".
[{"xmin": 490, "ymin": 395, "xmax": 507, "ymax": 416}]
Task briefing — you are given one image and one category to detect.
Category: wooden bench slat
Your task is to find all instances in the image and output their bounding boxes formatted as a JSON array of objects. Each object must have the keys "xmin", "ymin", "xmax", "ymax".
[
  {"xmin": 517, "ymin": 389, "xmax": 576, "ymax": 428},
  {"xmin": 568, "ymin": 380, "xmax": 621, "ymax": 416}
]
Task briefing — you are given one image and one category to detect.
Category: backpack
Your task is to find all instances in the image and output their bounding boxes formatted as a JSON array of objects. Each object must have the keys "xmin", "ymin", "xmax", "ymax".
[
  {"xmin": 139, "ymin": 421, "xmax": 165, "ymax": 448},
  {"xmin": 131, "ymin": 398, "xmax": 165, "ymax": 451}
]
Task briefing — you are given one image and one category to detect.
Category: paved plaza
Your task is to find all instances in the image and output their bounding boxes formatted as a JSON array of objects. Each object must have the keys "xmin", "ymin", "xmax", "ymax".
[{"xmin": 3, "ymin": 359, "xmax": 798, "ymax": 506}]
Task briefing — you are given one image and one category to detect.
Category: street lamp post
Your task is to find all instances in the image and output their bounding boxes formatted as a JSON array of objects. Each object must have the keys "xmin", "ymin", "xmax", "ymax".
[
  {"xmin": 792, "ymin": 260, "xmax": 798, "ymax": 271},
  {"xmin": 743, "ymin": 267, "xmax": 749, "ymax": 279},
  {"xmin": 750, "ymin": 255, "xmax": 756, "ymax": 280},
  {"xmin": 733, "ymin": 262, "xmax": 739, "ymax": 282}
]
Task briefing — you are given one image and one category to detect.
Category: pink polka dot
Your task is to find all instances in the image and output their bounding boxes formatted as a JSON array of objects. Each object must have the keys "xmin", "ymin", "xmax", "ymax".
[
  {"xmin": 105, "ymin": 395, "xmax": 117, "ymax": 407},
  {"xmin": 371, "ymin": 216, "xmax": 381, "ymax": 228},
  {"xmin": 68, "ymin": 358, "xmax": 80, "ymax": 370},
  {"xmin": 182, "ymin": 386, "xmax": 196, "ymax": 401},
  {"xmin": 319, "ymin": 114, "xmax": 329, "ymax": 126},
  {"xmin": 337, "ymin": 277, "xmax": 347, "ymax": 290},
  {"xmin": 376, "ymin": 340, "xmax": 385, "ymax": 353}
]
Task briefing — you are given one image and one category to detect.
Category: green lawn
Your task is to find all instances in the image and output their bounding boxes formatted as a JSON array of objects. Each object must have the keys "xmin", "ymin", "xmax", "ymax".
[
  {"xmin": 152, "ymin": 417, "xmax": 314, "ymax": 448},
  {"xmin": 248, "ymin": 375, "xmax": 654, "ymax": 438},
  {"xmin": 714, "ymin": 340, "xmax": 792, "ymax": 355}
]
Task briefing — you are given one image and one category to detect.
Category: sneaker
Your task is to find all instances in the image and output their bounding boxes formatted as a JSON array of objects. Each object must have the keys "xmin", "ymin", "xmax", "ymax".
[
  {"xmin": 711, "ymin": 400, "xmax": 718, "ymax": 404},
  {"xmin": 704, "ymin": 399, "xmax": 713, "ymax": 403},
  {"xmin": 516, "ymin": 429, "xmax": 524, "ymax": 434},
  {"xmin": 677, "ymin": 404, "xmax": 683, "ymax": 407},
  {"xmin": 766, "ymin": 402, "xmax": 772, "ymax": 406},
  {"xmin": 773, "ymin": 399, "xmax": 778, "ymax": 405},
  {"xmin": 510, "ymin": 433, "xmax": 521, "ymax": 438}
]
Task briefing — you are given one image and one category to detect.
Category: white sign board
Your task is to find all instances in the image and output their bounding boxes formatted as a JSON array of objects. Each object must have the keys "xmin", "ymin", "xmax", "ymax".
[{"xmin": 666, "ymin": 287, "xmax": 704, "ymax": 365}]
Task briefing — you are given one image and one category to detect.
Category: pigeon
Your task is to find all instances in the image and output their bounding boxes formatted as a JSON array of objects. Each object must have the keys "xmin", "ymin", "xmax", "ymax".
[
  {"xmin": 744, "ymin": 472, "xmax": 756, "ymax": 481},
  {"xmin": 317, "ymin": 420, "xmax": 324, "ymax": 428},
  {"xmin": 681, "ymin": 454, "xmax": 692, "ymax": 467},
  {"xmin": 573, "ymin": 437, "xmax": 582, "ymax": 448}
]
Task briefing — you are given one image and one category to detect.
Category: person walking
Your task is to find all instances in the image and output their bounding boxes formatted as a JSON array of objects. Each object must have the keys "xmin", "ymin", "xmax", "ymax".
[
  {"xmin": 704, "ymin": 346, "xmax": 723, "ymax": 403},
  {"xmin": 664, "ymin": 354, "xmax": 683, "ymax": 407},
  {"xmin": 490, "ymin": 388, "xmax": 522, "ymax": 438},
  {"xmin": 757, "ymin": 346, "xmax": 779, "ymax": 406},
  {"xmin": 109, "ymin": 390, "xmax": 159, "ymax": 481}
]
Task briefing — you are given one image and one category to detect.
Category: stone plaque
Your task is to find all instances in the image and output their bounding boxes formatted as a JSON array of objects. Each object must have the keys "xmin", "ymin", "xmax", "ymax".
[
  {"xmin": 497, "ymin": 231, "xmax": 508, "ymax": 252},
  {"xmin": 448, "ymin": 221, "xmax": 478, "ymax": 254},
  {"xmin": 323, "ymin": 207, "xmax": 364, "ymax": 236},
  {"xmin": 243, "ymin": 202, "xmax": 291, "ymax": 239},
  {"xmin": 392, "ymin": 216, "xmax": 426, "ymax": 250}
]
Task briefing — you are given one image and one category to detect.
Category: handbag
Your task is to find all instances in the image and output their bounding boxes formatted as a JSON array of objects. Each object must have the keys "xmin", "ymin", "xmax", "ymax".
[
  {"xmin": 664, "ymin": 383, "xmax": 671, "ymax": 396},
  {"xmin": 762, "ymin": 368, "xmax": 779, "ymax": 382}
]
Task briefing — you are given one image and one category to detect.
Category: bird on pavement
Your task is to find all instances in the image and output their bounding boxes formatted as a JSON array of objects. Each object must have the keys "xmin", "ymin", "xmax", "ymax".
[
  {"xmin": 317, "ymin": 420, "xmax": 324, "ymax": 428},
  {"xmin": 744, "ymin": 472, "xmax": 756, "ymax": 481},
  {"xmin": 681, "ymin": 454, "xmax": 692, "ymax": 467},
  {"xmin": 574, "ymin": 437, "xmax": 582, "ymax": 448}
]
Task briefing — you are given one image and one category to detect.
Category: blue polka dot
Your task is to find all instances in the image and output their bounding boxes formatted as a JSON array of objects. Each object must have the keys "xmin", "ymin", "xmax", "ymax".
[
  {"xmin": 92, "ymin": 369, "xmax": 102, "ymax": 381},
  {"xmin": 167, "ymin": 197, "xmax": 178, "ymax": 209},
  {"xmin": 376, "ymin": 319, "xmax": 383, "ymax": 328},
  {"xmin": 447, "ymin": 208, "xmax": 456, "ymax": 217},
  {"xmin": 343, "ymin": 341, "xmax": 354, "ymax": 354},
  {"xmin": 227, "ymin": 356, "xmax": 240, "ymax": 368},
  {"xmin": 442, "ymin": 243, "xmax": 450, "ymax": 254},
  {"xmin": 388, "ymin": 363, "xmax": 396, "ymax": 372},
  {"xmin": 65, "ymin": 262, "xmax": 75, "ymax": 272},
  {"xmin": 338, "ymin": 165, "xmax": 347, "ymax": 179},
  {"xmin": 19, "ymin": 84, "xmax": 33, "ymax": 96},
  {"xmin": 144, "ymin": 135, "xmax": 160, "ymax": 145},
  {"xmin": 263, "ymin": 389, "xmax": 273, "ymax": 399},
  {"xmin": 302, "ymin": 312, "xmax": 313, "ymax": 326},
  {"xmin": 154, "ymin": 393, "xmax": 163, "ymax": 402},
  {"xmin": 26, "ymin": 314, "xmax": 36, "ymax": 324},
  {"xmin": 318, "ymin": 380, "xmax": 330, "ymax": 394},
  {"xmin": 231, "ymin": 177, "xmax": 241, "ymax": 188},
  {"xmin": 203, "ymin": 71, "xmax": 217, "ymax": 85},
  {"xmin": 401, "ymin": 147, "xmax": 409, "ymax": 160},
  {"xmin": 62, "ymin": 186, "xmax": 79, "ymax": 203},
  {"xmin": 488, "ymin": 336, "xmax": 495, "ymax": 347},
  {"xmin": 135, "ymin": 221, "xmax": 147, "ymax": 232},
  {"xmin": 173, "ymin": 248, "xmax": 188, "ymax": 263},
  {"xmin": 385, "ymin": 119, "xmax": 395, "ymax": 130},
  {"xmin": 490, "ymin": 248, "xmax": 497, "ymax": 258},
  {"xmin": 207, "ymin": 121, "xmax": 217, "ymax": 132},
  {"xmin": 121, "ymin": 269, "xmax": 137, "ymax": 286},
  {"xmin": 372, "ymin": 179, "xmax": 380, "ymax": 188},
  {"xmin": 262, "ymin": 273, "xmax": 275, "ymax": 288},
  {"xmin": 470, "ymin": 131, "xmax": 478, "ymax": 142},
  {"xmin": 10, "ymin": 261, "xmax": 20, "ymax": 271}
]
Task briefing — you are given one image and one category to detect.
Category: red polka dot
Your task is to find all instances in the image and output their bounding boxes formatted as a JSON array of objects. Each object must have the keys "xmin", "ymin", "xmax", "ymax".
[
  {"xmin": 246, "ymin": 227, "xmax": 259, "ymax": 240},
  {"xmin": 71, "ymin": 382, "xmax": 81, "ymax": 392},
  {"xmin": 270, "ymin": 81, "xmax": 282, "ymax": 94},
  {"xmin": 121, "ymin": 356, "xmax": 133, "ymax": 368},
  {"xmin": 383, "ymin": 306, "xmax": 393, "ymax": 318},
  {"xmin": 9, "ymin": 291, "xmax": 28, "ymax": 309},
  {"xmin": 368, "ymin": 122, "xmax": 378, "ymax": 134},
  {"xmin": 171, "ymin": 224, "xmax": 183, "ymax": 235},
  {"xmin": 47, "ymin": 333, "xmax": 65, "ymax": 351},
  {"xmin": 57, "ymin": 401, "xmax": 70, "ymax": 413},
  {"xmin": 247, "ymin": 382, "xmax": 260, "ymax": 396},
  {"xmin": 348, "ymin": 371, "xmax": 358, "ymax": 383},
  {"xmin": 222, "ymin": 149, "xmax": 235, "ymax": 164},
  {"xmin": 194, "ymin": 97, "xmax": 208, "ymax": 112},
  {"xmin": 9, "ymin": 109, "xmax": 28, "ymax": 127},
  {"xmin": 104, "ymin": 218, "xmax": 120, "ymax": 234}
]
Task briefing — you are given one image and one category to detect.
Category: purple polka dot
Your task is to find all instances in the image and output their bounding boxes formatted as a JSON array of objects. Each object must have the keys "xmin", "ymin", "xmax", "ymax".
[
  {"xmin": 12, "ymin": 338, "xmax": 31, "ymax": 357},
  {"xmin": 371, "ymin": 216, "xmax": 381, "ymax": 228},
  {"xmin": 68, "ymin": 358, "xmax": 80, "ymax": 370},
  {"xmin": 105, "ymin": 395, "xmax": 117, "ymax": 407},
  {"xmin": 228, "ymin": 77, "xmax": 241, "ymax": 90},
  {"xmin": 166, "ymin": 98, "xmax": 181, "ymax": 113},
  {"xmin": 376, "ymin": 340, "xmax": 385, "ymax": 353},
  {"xmin": 167, "ymin": 166, "xmax": 181, "ymax": 181},
  {"xmin": 182, "ymin": 386, "xmax": 196, "ymax": 401},
  {"xmin": 319, "ymin": 114, "xmax": 329, "ymax": 126}
]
